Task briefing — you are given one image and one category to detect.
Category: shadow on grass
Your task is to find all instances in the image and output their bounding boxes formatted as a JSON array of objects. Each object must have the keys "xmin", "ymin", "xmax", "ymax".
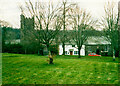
[
  {"xmin": 2, "ymin": 55, "xmax": 20, "ymax": 58},
  {"xmin": 39, "ymin": 62, "xmax": 61, "ymax": 69}
]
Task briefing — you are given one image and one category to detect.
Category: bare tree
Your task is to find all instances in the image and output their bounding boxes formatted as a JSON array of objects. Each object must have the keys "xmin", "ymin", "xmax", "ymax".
[
  {"xmin": 100, "ymin": 1, "xmax": 118, "ymax": 61},
  {"xmin": 70, "ymin": 5, "xmax": 97, "ymax": 58},
  {"xmin": 20, "ymin": 0, "xmax": 62, "ymax": 55},
  {"xmin": 58, "ymin": 0, "xmax": 76, "ymax": 55}
]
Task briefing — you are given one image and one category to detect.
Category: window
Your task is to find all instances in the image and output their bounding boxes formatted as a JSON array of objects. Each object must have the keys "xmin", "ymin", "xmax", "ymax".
[
  {"xmin": 72, "ymin": 45, "xmax": 75, "ymax": 47},
  {"xmin": 65, "ymin": 51, "xmax": 67, "ymax": 55},
  {"xmin": 74, "ymin": 51, "xmax": 78, "ymax": 55}
]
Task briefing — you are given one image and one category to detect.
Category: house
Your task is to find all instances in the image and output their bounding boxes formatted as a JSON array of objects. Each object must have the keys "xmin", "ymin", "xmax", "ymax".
[
  {"xmin": 59, "ymin": 36, "xmax": 111, "ymax": 56},
  {"xmin": 59, "ymin": 44, "xmax": 85, "ymax": 56},
  {"xmin": 85, "ymin": 36, "xmax": 111, "ymax": 56}
]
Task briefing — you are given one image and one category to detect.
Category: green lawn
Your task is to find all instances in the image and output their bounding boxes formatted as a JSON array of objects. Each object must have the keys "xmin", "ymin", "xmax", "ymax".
[{"xmin": 2, "ymin": 53, "xmax": 118, "ymax": 84}]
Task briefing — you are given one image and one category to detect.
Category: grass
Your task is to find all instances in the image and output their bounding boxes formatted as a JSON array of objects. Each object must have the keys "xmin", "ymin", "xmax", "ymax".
[{"xmin": 2, "ymin": 53, "xmax": 118, "ymax": 84}]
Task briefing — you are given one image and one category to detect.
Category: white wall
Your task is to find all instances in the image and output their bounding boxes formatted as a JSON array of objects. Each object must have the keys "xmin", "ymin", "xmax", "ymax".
[{"xmin": 59, "ymin": 44, "xmax": 85, "ymax": 56}]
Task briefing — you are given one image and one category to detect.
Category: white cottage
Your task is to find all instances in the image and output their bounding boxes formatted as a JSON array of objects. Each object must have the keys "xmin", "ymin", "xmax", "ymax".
[{"xmin": 59, "ymin": 44, "xmax": 85, "ymax": 56}]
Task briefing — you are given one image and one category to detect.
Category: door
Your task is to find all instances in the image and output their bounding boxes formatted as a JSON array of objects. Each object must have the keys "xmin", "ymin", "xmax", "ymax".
[{"xmin": 70, "ymin": 51, "xmax": 73, "ymax": 55}]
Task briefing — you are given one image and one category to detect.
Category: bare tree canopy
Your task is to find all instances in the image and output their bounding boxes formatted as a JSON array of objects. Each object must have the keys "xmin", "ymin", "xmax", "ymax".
[
  {"xmin": 69, "ymin": 5, "xmax": 97, "ymax": 58},
  {"xmin": 100, "ymin": 1, "xmax": 118, "ymax": 60},
  {"xmin": 57, "ymin": 0, "xmax": 77, "ymax": 55},
  {"xmin": 19, "ymin": 0, "xmax": 63, "ymax": 57}
]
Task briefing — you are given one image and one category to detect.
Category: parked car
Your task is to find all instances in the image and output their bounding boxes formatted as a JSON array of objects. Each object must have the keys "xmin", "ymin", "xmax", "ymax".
[{"xmin": 88, "ymin": 53, "xmax": 101, "ymax": 56}]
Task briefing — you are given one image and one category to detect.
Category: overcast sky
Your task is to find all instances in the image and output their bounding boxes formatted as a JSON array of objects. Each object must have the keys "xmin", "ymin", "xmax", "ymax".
[{"xmin": 0, "ymin": 0, "xmax": 119, "ymax": 28}]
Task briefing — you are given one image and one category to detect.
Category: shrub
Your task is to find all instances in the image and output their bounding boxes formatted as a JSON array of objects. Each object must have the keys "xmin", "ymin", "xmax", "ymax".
[{"xmin": 3, "ymin": 44, "xmax": 24, "ymax": 54}]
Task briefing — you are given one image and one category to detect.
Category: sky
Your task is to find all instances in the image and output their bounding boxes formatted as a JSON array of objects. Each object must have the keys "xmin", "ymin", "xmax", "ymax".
[{"xmin": 0, "ymin": 0, "xmax": 119, "ymax": 28}]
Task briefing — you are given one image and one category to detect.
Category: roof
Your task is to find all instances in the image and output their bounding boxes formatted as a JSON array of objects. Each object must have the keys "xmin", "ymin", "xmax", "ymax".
[
  {"xmin": 84, "ymin": 36, "xmax": 111, "ymax": 45},
  {"xmin": 60, "ymin": 36, "xmax": 111, "ymax": 45}
]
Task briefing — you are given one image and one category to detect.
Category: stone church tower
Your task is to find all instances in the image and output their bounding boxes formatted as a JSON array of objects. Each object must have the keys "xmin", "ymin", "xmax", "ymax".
[
  {"xmin": 20, "ymin": 14, "xmax": 34, "ymax": 44},
  {"xmin": 20, "ymin": 14, "xmax": 35, "ymax": 53}
]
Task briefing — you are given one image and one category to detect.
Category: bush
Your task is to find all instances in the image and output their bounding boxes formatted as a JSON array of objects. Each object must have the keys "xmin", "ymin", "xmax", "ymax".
[
  {"xmin": 3, "ymin": 44, "xmax": 24, "ymax": 54},
  {"xmin": 2, "ymin": 43, "xmax": 59, "ymax": 55}
]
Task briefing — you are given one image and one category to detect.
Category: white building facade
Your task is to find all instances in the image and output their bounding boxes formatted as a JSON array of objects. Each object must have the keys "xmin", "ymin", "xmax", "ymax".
[{"xmin": 59, "ymin": 44, "xmax": 85, "ymax": 56}]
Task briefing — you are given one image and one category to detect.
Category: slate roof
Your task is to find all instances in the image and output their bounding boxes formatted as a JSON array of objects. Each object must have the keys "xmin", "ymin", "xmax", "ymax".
[
  {"xmin": 84, "ymin": 36, "xmax": 111, "ymax": 45},
  {"xmin": 60, "ymin": 36, "xmax": 111, "ymax": 45}
]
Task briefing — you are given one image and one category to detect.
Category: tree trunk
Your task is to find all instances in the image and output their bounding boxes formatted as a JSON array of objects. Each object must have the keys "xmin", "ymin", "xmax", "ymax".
[
  {"xmin": 47, "ymin": 44, "xmax": 54, "ymax": 64},
  {"xmin": 62, "ymin": 42, "xmax": 65, "ymax": 55},
  {"xmin": 46, "ymin": 44, "xmax": 50, "ymax": 55},
  {"xmin": 113, "ymin": 49, "xmax": 115, "ymax": 61},
  {"xmin": 62, "ymin": 2, "xmax": 66, "ymax": 55},
  {"xmin": 78, "ymin": 47, "xmax": 81, "ymax": 58},
  {"xmin": 49, "ymin": 58, "xmax": 53, "ymax": 64}
]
